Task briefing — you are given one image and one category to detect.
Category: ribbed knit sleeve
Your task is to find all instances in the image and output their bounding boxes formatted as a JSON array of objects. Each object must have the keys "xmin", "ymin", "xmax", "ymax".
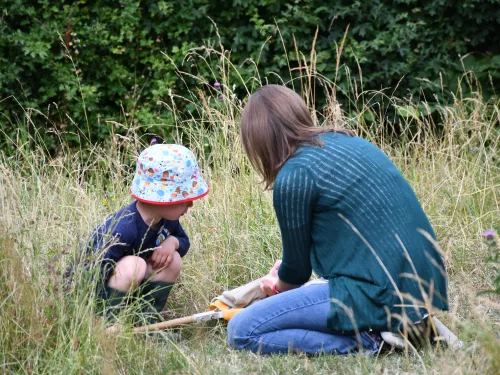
[{"xmin": 273, "ymin": 166, "xmax": 316, "ymax": 285}]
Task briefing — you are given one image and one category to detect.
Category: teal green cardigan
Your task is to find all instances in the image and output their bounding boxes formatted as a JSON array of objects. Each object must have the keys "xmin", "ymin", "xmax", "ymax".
[{"xmin": 274, "ymin": 132, "xmax": 448, "ymax": 333}]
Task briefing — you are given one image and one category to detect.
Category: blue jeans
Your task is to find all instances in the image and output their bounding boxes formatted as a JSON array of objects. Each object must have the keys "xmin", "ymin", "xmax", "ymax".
[{"xmin": 227, "ymin": 283, "xmax": 379, "ymax": 355}]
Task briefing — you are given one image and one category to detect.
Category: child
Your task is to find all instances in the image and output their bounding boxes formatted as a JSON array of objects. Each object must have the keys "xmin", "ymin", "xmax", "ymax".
[{"xmin": 88, "ymin": 143, "xmax": 209, "ymax": 322}]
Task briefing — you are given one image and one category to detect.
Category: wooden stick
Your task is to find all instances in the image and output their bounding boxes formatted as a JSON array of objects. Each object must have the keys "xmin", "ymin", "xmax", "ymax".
[{"xmin": 133, "ymin": 315, "xmax": 197, "ymax": 333}]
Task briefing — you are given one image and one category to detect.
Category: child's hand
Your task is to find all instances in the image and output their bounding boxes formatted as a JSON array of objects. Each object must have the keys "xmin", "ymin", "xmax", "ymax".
[{"xmin": 149, "ymin": 236, "xmax": 179, "ymax": 270}]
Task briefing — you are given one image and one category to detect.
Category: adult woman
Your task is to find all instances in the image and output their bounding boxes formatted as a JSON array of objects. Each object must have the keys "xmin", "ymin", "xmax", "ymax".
[{"xmin": 227, "ymin": 85, "xmax": 448, "ymax": 355}]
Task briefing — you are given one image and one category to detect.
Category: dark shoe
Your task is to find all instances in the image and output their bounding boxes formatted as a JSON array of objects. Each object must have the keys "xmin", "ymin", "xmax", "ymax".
[
  {"xmin": 380, "ymin": 315, "xmax": 463, "ymax": 351},
  {"xmin": 100, "ymin": 285, "xmax": 129, "ymax": 322},
  {"xmin": 139, "ymin": 281, "xmax": 174, "ymax": 324},
  {"xmin": 407, "ymin": 315, "xmax": 435, "ymax": 347}
]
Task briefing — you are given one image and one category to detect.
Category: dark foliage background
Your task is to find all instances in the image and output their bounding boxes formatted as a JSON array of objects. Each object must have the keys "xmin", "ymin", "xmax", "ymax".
[{"xmin": 1, "ymin": 0, "xmax": 499, "ymax": 152}]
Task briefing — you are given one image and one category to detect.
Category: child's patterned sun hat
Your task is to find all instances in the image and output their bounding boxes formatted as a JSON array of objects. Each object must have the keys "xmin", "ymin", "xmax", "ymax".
[{"xmin": 131, "ymin": 144, "xmax": 209, "ymax": 204}]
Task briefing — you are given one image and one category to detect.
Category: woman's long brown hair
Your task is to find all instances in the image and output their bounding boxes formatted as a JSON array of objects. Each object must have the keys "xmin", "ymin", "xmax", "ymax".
[{"xmin": 240, "ymin": 85, "xmax": 353, "ymax": 189}]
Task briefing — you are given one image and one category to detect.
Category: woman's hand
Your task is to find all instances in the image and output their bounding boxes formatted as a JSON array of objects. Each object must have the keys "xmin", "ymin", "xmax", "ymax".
[{"xmin": 260, "ymin": 260, "xmax": 282, "ymax": 296}]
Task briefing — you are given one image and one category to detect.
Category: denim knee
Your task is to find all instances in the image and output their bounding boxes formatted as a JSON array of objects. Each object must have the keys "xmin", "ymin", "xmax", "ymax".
[{"xmin": 227, "ymin": 313, "xmax": 253, "ymax": 350}]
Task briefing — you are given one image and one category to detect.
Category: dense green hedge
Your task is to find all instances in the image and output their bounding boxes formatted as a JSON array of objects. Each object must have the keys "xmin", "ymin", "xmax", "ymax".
[{"xmin": 1, "ymin": 0, "xmax": 499, "ymax": 151}]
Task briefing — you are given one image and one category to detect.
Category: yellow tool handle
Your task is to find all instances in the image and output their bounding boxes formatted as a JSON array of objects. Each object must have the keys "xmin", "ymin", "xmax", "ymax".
[{"xmin": 222, "ymin": 308, "xmax": 244, "ymax": 321}]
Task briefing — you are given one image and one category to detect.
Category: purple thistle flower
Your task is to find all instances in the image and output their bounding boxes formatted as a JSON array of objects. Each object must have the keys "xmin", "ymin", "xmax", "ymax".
[
  {"xmin": 218, "ymin": 94, "xmax": 224, "ymax": 100},
  {"xmin": 469, "ymin": 147, "xmax": 480, "ymax": 152},
  {"xmin": 151, "ymin": 138, "xmax": 157, "ymax": 144},
  {"xmin": 214, "ymin": 82, "xmax": 221, "ymax": 87},
  {"xmin": 483, "ymin": 229, "xmax": 496, "ymax": 238}
]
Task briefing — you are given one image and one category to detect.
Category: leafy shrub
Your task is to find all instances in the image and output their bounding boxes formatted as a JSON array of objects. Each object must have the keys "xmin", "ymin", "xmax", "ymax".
[{"xmin": 0, "ymin": 0, "xmax": 499, "ymax": 153}]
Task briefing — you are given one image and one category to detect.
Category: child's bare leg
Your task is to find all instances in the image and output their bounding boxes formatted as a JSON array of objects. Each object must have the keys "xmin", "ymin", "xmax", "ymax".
[
  {"xmin": 107, "ymin": 256, "xmax": 147, "ymax": 292},
  {"xmin": 145, "ymin": 251, "xmax": 182, "ymax": 282}
]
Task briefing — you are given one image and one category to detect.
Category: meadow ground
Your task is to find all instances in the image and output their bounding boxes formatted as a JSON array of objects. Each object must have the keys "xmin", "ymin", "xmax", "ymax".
[{"xmin": 1, "ymin": 82, "xmax": 499, "ymax": 374}]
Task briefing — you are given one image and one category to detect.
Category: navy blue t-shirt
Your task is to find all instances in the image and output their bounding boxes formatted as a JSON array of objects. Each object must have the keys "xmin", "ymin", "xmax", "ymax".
[{"xmin": 88, "ymin": 201, "xmax": 190, "ymax": 281}]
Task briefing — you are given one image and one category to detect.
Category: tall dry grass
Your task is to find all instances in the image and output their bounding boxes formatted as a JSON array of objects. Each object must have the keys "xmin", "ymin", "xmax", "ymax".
[{"xmin": 1, "ymin": 43, "xmax": 499, "ymax": 374}]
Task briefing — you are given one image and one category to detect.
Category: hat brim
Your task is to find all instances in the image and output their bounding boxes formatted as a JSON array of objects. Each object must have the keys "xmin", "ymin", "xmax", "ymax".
[{"xmin": 131, "ymin": 188, "xmax": 209, "ymax": 205}]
